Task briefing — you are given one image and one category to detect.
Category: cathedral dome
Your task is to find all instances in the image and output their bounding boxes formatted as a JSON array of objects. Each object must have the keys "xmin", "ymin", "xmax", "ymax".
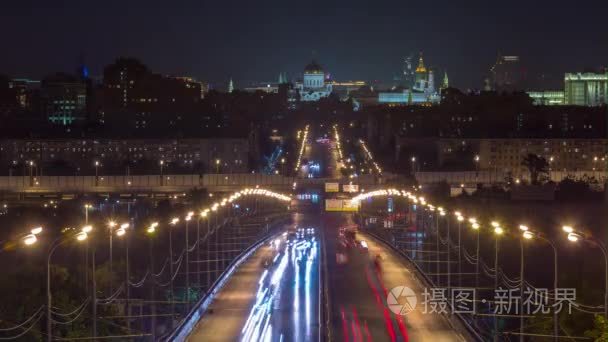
[{"xmin": 304, "ymin": 61, "xmax": 324, "ymax": 74}]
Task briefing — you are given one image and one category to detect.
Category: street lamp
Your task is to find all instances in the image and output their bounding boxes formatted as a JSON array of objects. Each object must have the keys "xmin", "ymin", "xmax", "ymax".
[
  {"xmin": 455, "ymin": 214, "xmax": 464, "ymax": 288},
  {"xmin": 185, "ymin": 213, "xmax": 193, "ymax": 310},
  {"xmin": 517, "ymin": 225, "xmax": 530, "ymax": 342},
  {"xmin": 160, "ymin": 160, "xmax": 165, "ymax": 186},
  {"xmin": 28, "ymin": 160, "xmax": 35, "ymax": 186},
  {"xmin": 47, "ymin": 231, "xmax": 88, "ymax": 342},
  {"xmin": 564, "ymin": 227, "xmax": 608, "ymax": 319},
  {"xmin": 23, "ymin": 234, "xmax": 38, "ymax": 245},
  {"xmin": 470, "ymin": 221, "xmax": 481, "ymax": 316},
  {"xmin": 523, "ymin": 229, "xmax": 559, "ymax": 342},
  {"xmin": 168, "ymin": 217, "xmax": 179, "ymax": 328},
  {"xmin": 30, "ymin": 226, "xmax": 43, "ymax": 235},
  {"xmin": 147, "ymin": 222, "xmax": 158, "ymax": 234},
  {"xmin": 216, "ymin": 159, "xmax": 221, "ymax": 173},
  {"xmin": 411, "ymin": 156, "xmax": 417, "ymax": 175},
  {"xmin": 94, "ymin": 161, "xmax": 100, "ymax": 186},
  {"xmin": 84, "ymin": 204, "xmax": 92, "ymax": 224},
  {"xmin": 492, "ymin": 221, "xmax": 503, "ymax": 342}
]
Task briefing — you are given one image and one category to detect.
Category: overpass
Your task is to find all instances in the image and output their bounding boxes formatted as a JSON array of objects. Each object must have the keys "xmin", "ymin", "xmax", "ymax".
[{"xmin": 0, "ymin": 173, "xmax": 379, "ymax": 196}]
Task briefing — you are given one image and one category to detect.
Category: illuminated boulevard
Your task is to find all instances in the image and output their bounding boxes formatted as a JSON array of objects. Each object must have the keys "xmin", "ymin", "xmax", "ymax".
[{"xmin": 186, "ymin": 131, "xmax": 465, "ymax": 341}]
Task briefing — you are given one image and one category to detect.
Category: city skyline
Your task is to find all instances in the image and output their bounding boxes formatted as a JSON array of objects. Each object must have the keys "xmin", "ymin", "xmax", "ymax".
[{"xmin": 1, "ymin": 0, "xmax": 607, "ymax": 89}]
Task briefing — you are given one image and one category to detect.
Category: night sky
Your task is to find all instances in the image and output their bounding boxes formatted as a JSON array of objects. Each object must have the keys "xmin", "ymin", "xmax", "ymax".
[{"xmin": 1, "ymin": 0, "xmax": 607, "ymax": 89}]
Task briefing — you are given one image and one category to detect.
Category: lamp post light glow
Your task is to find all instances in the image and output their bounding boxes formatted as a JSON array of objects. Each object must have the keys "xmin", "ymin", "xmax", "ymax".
[
  {"xmin": 147, "ymin": 222, "xmax": 158, "ymax": 234},
  {"xmin": 81, "ymin": 225, "xmax": 93, "ymax": 233},
  {"xmin": 23, "ymin": 234, "xmax": 37, "ymax": 245},
  {"xmin": 564, "ymin": 228, "xmax": 608, "ymax": 319},
  {"xmin": 567, "ymin": 232, "xmax": 580, "ymax": 242}
]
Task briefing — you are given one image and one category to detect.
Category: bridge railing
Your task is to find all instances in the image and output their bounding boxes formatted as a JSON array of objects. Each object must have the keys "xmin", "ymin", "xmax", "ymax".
[{"xmin": 0, "ymin": 174, "xmax": 297, "ymax": 192}]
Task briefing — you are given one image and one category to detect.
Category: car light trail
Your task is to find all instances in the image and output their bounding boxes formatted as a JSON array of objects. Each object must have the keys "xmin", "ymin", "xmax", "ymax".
[{"xmin": 240, "ymin": 230, "xmax": 319, "ymax": 342}]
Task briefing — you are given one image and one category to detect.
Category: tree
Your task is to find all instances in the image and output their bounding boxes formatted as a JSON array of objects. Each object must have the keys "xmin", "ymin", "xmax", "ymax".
[
  {"xmin": 585, "ymin": 315, "xmax": 608, "ymax": 341},
  {"xmin": 521, "ymin": 154, "xmax": 549, "ymax": 185}
]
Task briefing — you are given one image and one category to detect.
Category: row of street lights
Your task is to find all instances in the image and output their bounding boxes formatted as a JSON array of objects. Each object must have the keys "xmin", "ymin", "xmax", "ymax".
[
  {"xmin": 6, "ymin": 186, "xmax": 291, "ymax": 341},
  {"xmin": 354, "ymin": 188, "xmax": 604, "ymax": 342},
  {"xmin": 294, "ymin": 125, "xmax": 310, "ymax": 172},
  {"xmin": 358, "ymin": 139, "xmax": 382, "ymax": 175}
]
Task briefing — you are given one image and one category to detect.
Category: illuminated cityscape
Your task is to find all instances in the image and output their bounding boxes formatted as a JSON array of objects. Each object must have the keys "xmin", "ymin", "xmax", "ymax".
[{"xmin": 0, "ymin": 1, "xmax": 607, "ymax": 341}]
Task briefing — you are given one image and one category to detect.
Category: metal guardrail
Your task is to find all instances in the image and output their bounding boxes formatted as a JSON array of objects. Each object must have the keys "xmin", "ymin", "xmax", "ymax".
[
  {"xmin": 166, "ymin": 214, "xmax": 290, "ymax": 341},
  {"xmin": 362, "ymin": 228, "xmax": 484, "ymax": 342}
]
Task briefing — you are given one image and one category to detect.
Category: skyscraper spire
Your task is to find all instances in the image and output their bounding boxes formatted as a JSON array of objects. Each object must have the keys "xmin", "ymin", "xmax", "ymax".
[
  {"xmin": 415, "ymin": 52, "xmax": 427, "ymax": 73},
  {"xmin": 278, "ymin": 73, "xmax": 284, "ymax": 84},
  {"xmin": 228, "ymin": 78, "xmax": 234, "ymax": 93},
  {"xmin": 442, "ymin": 72, "xmax": 449, "ymax": 89}
]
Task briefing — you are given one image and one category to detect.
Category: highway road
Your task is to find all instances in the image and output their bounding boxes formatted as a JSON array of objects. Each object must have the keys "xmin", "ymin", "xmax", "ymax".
[
  {"xmin": 298, "ymin": 128, "xmax": 341, "ymax": 180},
  {"xmin": 323, "ymin": 213, "xmax": 466, "ymax": 341},
  {"xmin": 187, "ymin": 214, "xmax": 321, "ymax": 342},
  {"xmin": 187, "ymin": 127, "xmax": 465, "ymax": 342}
]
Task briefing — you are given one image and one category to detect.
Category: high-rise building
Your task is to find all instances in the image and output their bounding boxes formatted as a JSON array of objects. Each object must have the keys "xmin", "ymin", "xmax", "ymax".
[
  {"xmin": 490, "ymin": 54, "xmax": 526, "ymax": 91},
  {"xmin": 228, "ymin": 78, "xmax": 234, "ymax": 93},
  {"xmin": 8, "ymin": 78, "xmax": 40, "ymax": 110},
  {"xmin": 103, "ymin": 58, "xmax": 150, "ymax": 108},
  {"xmin": 101, "ymin": 58, "xmax": 201, "ymax": 129},
  {"xmin": 414, "ymin": 54, "xmax": 428, "ymax": 88},
  {"xmin": 40, "ymin": 73, "xmax": 87, "ymax": 125},
  {"xmin": 402, "ymin": 55, "xmax": 415, "ymax": 88},
  {"xmin": 527, "ymin": 90, "xmax": 565, "ymax": 105},
  {"xmin": 564, "ymin": 71, "xmax": 608, "ymax": 106}
]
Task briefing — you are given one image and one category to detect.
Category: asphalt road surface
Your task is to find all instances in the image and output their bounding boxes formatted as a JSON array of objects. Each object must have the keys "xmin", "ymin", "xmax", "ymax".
[
  {"xmin": 323, "ymin": 212, "xmax": 466, "ymax": 342},
  {"xmin": 187, "ymin": 214, "xmax": 321, "ymax": 342},
  {"xmin": 188, "ymin": 130, "xmax": 464, "ymax": 341}
]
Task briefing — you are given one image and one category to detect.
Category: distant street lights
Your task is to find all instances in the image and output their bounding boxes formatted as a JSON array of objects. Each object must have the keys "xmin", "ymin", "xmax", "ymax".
[
  {"xmin": 411, "ymin": 156, "xmax": 417, "ymax": 175},
  {"xmin": 160, "ymin": 160, "xmax": 165, "ymax": 186},
  {"xmin": 84, "ymin": 204, "xmax": 92, "ymax": 224},
  {"xmin": 94, "ymin": 161, "xmax": 100, "ymax": 186},
  {"xmin": 28, "ymin": 160, "xmax": 35, "ymax": 186}
]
